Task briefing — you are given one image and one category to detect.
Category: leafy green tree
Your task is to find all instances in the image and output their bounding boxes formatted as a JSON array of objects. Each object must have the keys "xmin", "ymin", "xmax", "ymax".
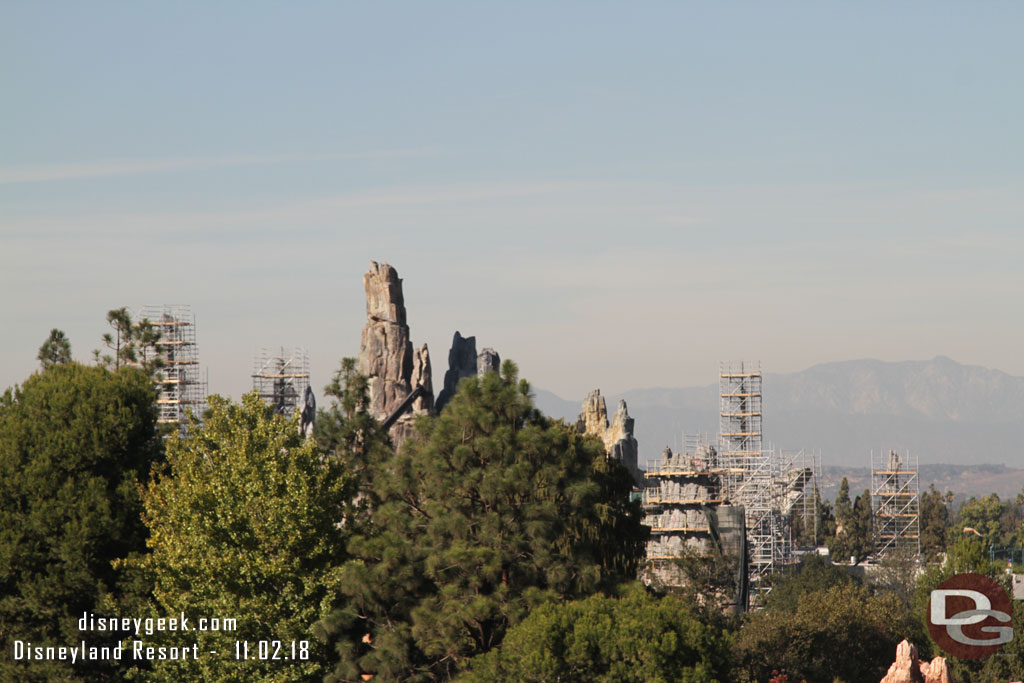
[
  {"xmin": 131, "ymin": 393, "xmax": 354, "ymax": 682},
  {"xmin": 36, "ymin": 328, "xmax": 72, "ymax": 368},
  {"xmin": 760, "ymin": 554, "xmax": 857, "ymax": 613},
  {"xmin": 734, "ymin": 583, "xmax": 913, "ymax": 683},
  {"xmin": 791, "ymin": 484, "xmax": 833, "ymax": 548},
  {"xmin": 459, "ymin": 583, "xmax": 732, "ymax": 683},
  {"xmin": 320, "ymin": 361, "xmax": 647, "ymax": 681},
  {"xmin": 0, "ymin": 363, "xmax": 160, "ymax": 682}
]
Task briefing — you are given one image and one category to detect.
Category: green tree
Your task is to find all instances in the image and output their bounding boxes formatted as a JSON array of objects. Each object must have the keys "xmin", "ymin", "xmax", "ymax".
[
  {"xmin": 459, "ymin": 583, "xmax": 732, "ymax": 683},
  {"xmin": 320, "ymin": 361, "xmax": 647, "ymax": 681},
  {"xmin": 131, "ymin": 393, "xmax": 354, "ymax": 682},
  {"xmin": 760, "ymin": 554, "xmax": 857, "ymax": 613},
  {"xmin": 849, "ymin": 488, "xmax": 874, "ymax": 563},
  {"xmin": 828, "ymin": 477, "xmax": 853, "ymax": 562},
  {"xmin": 734, "ymin": 583, "xmax": 913, "ymax": 683},
  {"xmin": 96, "ymin": 307, "xmax": 163, "ymax": 375},
  {"xmin": 0, "ymin": 363, "xmax": 160, "ymax": 682},
  {"xmin": 919, "ymin": 484, "xmax": 951, "ymax": 561},
  {"xmin": 36, "ymin": 328, "xmax": 72, "ymax": 368}
]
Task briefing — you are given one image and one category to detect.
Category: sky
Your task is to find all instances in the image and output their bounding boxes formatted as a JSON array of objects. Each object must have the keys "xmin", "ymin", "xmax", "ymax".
[{"xmin": 2, "ymin": 2, "xmax": 1023, "ymax": 403}]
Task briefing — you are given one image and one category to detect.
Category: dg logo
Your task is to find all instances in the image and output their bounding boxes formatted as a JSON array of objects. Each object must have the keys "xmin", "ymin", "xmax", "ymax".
[{"xmin": 928, "ymin": 573, "xmax": 1013, "ymax": 659}]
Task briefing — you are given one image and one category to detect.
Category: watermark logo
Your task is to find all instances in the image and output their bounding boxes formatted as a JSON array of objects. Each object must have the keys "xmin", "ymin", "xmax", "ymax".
[{"xmin": 928, "ymin": 573, "xmax": 1012, "ymax": 659}]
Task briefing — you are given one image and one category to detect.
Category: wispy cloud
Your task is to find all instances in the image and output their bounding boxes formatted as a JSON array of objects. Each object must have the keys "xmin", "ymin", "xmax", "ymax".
[{"xmin": 0, "ymin": 147, "xmax": 445, "ymax": 185}]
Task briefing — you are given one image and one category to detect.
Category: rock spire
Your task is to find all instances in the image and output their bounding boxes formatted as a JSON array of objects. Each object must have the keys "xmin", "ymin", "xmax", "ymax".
[
  {"xmin": 577, "ymin": 389, "xmax": 643, "ymax": 486},
  {"xmin": 357, "ymin": 261, "xmax": 433, "ymax": 446}
]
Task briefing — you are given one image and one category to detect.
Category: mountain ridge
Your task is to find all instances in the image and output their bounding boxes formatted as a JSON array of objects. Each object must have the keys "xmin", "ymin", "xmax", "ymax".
[{"xmin": 533, "ymin": 357, "xmax": 1024, "ymax": 471}]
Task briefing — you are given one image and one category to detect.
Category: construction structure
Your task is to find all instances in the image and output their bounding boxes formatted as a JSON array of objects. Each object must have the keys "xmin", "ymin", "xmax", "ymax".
[
  {"xmin": 141, "ymin": 305, "xmax": 206, "ymax": 435},
  {"xmin": 643, "ymin": 436, "xmax": 724, "ymax": 563},
  {"xmin": 642, "ymin": 435, "xmax": 748, "ymax": 609},
  {"xmin": 717, "ymin": 361, "xmax": 815, "ymax": 604},
  {"xmin": 871, "ymin": 449, "xmax": 920, "ymax": 558},
  {"xmin": 252, "ymin": 347, "xmax": 311, "ymax": 417},
  {"xmin": 784, "ymin": 449, "xmax": 823, "ymax": 548}
]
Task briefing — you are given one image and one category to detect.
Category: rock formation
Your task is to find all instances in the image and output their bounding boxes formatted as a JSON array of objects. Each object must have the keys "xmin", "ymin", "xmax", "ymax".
[
  {"xmin": 879, "ymin": 640, "xmax": 952, "ymax": 683},
  {"xmin": 477, "ymin": 347, "xmax": 500, "ymax": 376},
  {"xmin": 435, "ymin": 334, "xmax": 502, "ymax": 412},
  {"xmin": 357, "ymin": 262, "xmax": 433, "ymax": 445},
  {"xmin": 577, "ymin": 389, "xmax": 644, "ymax": 486}
]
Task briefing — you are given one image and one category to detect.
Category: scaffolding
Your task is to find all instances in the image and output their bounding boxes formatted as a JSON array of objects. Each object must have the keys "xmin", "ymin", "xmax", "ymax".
[
  {"xmin": 643, "ymin": 436, "xmax": 724, "ymax": 576},
  {"xmin": 252, "ymin": 347, "xmax": 310, "ymax": 416},
  {"xmin": 141, "ymin": 305, "xmax": 206, "ymax": 435},
  {"xmin": 718, "ymin": 361, "xmax": 793, "ymax": 602},
  {"xmin": 871, "ymin": 449, "xmax": 920, "ymax": 558}
]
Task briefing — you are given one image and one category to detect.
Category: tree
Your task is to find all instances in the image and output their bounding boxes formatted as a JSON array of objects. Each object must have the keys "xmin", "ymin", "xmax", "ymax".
[
  {"xmin": 37, "ymin": 328, "xmax": 72, "ymax": 368},
  {"xmin": 760, "ymin": 554, "xmax": 857, "ymax": 614},
  {"xmin": 919, "ymin": 484, "xmax": 951, "ymax": 561},
  {"xmin": 459, "ymin": 583, "xmax": 732, "ymax": 683},
  {"xmin": 849, "ymin": 489, "xmax": 874, "ymax": 563},
  {"xmin": 0, "ymin": 363, "xmax": 160, "ymax": 682},
  {"xmin": 734, "ymin": 583, "xmax": 914, "ymax": 683},
  {"xmin": 131, "ymin": 393, "xmax": 354, "ymax": 682},
  {"xmin": 828, "ymin": 477, "xmax": 853, "ymax": 562},
  {"xmin": 320, "ymin": 361, "xmax": 647, "ymax": 681},
  {"xmin": 96, "ymin": 307, "xmax": 163, "ymax": 375}
]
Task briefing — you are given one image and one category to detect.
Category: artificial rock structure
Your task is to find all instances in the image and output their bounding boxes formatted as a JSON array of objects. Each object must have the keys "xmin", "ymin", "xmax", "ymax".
[
  {"xmin": 357, "ymin": 262, "xmax": 434, "ymax": 445},
  {"xmin": 435, "ymin": 332, "xmax": 501, "ymax": 412},
  {"xmin": 576, "ymin": 389, "xmax": 643, "ymax": 486}
]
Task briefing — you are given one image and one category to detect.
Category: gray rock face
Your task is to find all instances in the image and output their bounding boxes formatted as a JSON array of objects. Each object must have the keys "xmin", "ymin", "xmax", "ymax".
[
  {"xmin": 477, "ymin": 348, "xmax": 500, "ymax": 376},
  {"xmin": 356, "ymin": 261, "xmax": 434, "ymax": 445},
  {"xmin": 436, "ymin": 331, "xmax": 477, "ymax": 412},
  {"xmin": 577, "ymin": 389, "xmax": 644, "ymax": 486}
]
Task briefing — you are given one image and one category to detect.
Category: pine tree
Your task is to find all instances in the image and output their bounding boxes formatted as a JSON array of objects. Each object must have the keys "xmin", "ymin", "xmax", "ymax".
[
  {"xmin": 320, "ymin": 361, "xmax": 647, "ymax": 681},
  {"xmin": 829, "ymin": 477, "xmax": 853, "ymax": 562},
  {"xmin": 36, "ymin": 328, "xmax": 72, "ymax": 368}
]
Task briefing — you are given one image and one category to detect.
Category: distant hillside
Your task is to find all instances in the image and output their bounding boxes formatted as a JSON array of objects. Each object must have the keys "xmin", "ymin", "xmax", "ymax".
[{"xmin": 534, "ymin": 357, "xmax": 1024, "ymax": 470}]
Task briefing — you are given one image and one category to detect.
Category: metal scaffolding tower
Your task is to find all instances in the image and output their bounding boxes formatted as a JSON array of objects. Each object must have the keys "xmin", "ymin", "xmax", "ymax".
[
  {"xmin": 718, "ymin": 361, "xmax": 792, "ymax": 602},
  {"xmin": 871, "ymin": 449, "xmax": 920, "ymax": 558},
  {"xmin": 252, "ymin": 347, "xmax": 310, "ymax": 416},
  {"xmin": 141, "ymin": 305, "xmax": 206, "ymax": 435}
]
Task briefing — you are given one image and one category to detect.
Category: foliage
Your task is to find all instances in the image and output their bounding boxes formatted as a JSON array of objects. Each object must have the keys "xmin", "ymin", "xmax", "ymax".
[
  {"xmin": 954, "ymin": 492, "xmax": 1021, "ymax": 549},
  {"xmin": 790, "ymin": 484, "xmax": 833, "ymax": 548},
  {"xmin": 37, "ymin": 328, "xmax": 72, "ymax": 368},
  {"xmin": 319, "ymin": 361, "xmax": 648, "ymax": 681},
  {"xmin": 95, "ymin": 307, "xmax": 164, "ymax": 375},
  {"xmin": 314, "ymin": 357, "xmax": 393, "ymax": 485},
  {"xmin": 734, "ymin": 582, "xmax": 913, "ymax": 683},
  {"xmin": 919, "ymin": 484, "xmax": 952, "ymax": 561},
  {"xmin": 0, "ymin": 363, "xmax": 160, "ymax": 681},
  {"xmin": 130, "ymin": 392, "xmax": 354, "ymax": 682},
  {"xmin": 458, "ymin": 583, "xmax": 732, "ymax": 683},
  {"xmin": 827, "ymin": 479, "xmax": 873, "ymax": 564},
  {"xmin": 760, "ymin": 554, "xmax": 857, "ymax": 613}
]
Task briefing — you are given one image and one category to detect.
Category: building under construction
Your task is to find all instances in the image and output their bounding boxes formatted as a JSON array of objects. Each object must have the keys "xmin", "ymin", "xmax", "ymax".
[
  {"xmin": 141, "ymin": 305, "xmax": 206, "ymax": 435},
  {"xmin": 642, "ymin": 435, "xmax": 747, "ymax": 607},
  {"xmin": 252, "ymin": 347, "xmax": 311, "ymax": 416},
  {"xmin": 871, "ymin": 449, "xmax": 920, "ymax": 558},
  {"xmin": 716, "ymin": 362, "xmax": 814, "ymax": 603}
]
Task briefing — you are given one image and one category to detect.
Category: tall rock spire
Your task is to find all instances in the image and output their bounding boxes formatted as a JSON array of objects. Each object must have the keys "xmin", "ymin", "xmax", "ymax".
[{"xmin": 357, "ymin": 261, "xmax": 433, "ymax": 446}]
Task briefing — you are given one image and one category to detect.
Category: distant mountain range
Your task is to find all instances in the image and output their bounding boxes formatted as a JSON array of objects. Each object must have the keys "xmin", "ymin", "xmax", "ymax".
[{"xmin": 534, "ymin": 357, "xmax": 1024, "ymax": 497}]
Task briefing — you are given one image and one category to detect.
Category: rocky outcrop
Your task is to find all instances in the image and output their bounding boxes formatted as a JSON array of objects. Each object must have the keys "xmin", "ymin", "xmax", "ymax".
[
  {"xmin": 577, "ymin": 389, "xmax": 643, "ymax": 486},
  {"xmin": 435, "ymin": 334, "xmax": 502, "ymax": 412},
  {"xmin": 436, "ymin": 332, "xmax": 477, "ymax": 412},
  {"xmin": 477, "ymin": 348, "xmax": 500, "ymax": 376},
  {"xmin": 357, "ymin": 262, "xmax": 433, "ymax": 445},
  {"xmin": 879, "ymin": 640, "xmax": 952, "ymax": 683}
]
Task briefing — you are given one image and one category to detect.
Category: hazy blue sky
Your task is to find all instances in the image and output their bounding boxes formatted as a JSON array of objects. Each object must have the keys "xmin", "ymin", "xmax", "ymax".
[{"xmin": 3, "ymin": 2, "xmax": 1022, "ymax": 402}]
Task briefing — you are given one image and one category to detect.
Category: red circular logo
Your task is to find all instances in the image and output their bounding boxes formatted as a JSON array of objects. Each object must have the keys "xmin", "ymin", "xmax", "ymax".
[{"xmin": 928, "ymin": 573, "xmax": 1012, "ymax": 659}]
